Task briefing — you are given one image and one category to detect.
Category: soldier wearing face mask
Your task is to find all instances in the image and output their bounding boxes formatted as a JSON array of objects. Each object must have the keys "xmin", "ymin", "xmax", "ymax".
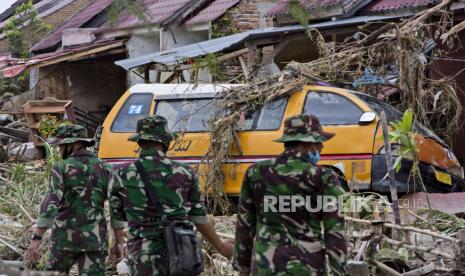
[
  {"xmin": 24, "ymin": 124, "xmax": 111, "ymax": 275},
  {"xmin": 233, "ymin": 114, "xmax": 348, "ymax": 276}
]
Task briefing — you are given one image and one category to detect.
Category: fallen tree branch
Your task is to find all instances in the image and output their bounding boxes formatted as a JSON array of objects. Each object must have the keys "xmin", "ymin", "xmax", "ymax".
[
  {"xmin": 0, "ymin": 236, "xmax": 23, "ymax": 255},
  {"xmin": 383, "ymin": 236, "xmax": 454, "ymax": 259},
  {"xmin": 402, "ymin": 263, "xmax": 435, "ymax": 276},
  {"xmin": 374, "ymin": 260, "xmax": 402, "ymax": 276},
  {"xmin": 345, "ymin": 217, "xmax": 458, "ymax": 243}
]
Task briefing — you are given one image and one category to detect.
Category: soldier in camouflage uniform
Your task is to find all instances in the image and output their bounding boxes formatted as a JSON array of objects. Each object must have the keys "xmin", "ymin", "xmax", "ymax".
[
  {"xmin": 233, "ymin": 114, "xmax": 347, "ymax": 276},
  {"xmin": 24, "ymin": 124, "xmax": 110, "ymax": 275},
  {"xmin": 109, "ymin": 115, "xmax": 233, "ymax": 276}
]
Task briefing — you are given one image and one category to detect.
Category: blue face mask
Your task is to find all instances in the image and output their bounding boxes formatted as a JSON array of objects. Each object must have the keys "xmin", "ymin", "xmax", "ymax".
[{"xmin": 308, "ymin": 150, "xmax": 320, "ymax": 165}]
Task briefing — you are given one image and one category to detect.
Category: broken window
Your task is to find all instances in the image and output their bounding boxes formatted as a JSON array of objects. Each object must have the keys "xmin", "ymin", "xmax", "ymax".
[
  {"xmin": 155, "ymin": 99, "xmax": 217, "ymax": 132},
  {"xmin": 304, "ymin": 92, "xmax": 362, "ymax": 125},
  {"xmin": 111, "ymin": 94, "xmax": 153, "ymax": 132}
]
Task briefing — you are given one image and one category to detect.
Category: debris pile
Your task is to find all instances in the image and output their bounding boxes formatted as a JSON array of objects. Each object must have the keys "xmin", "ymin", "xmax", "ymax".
[
  {"xmin": 344, "ymin": 192, "xmax": 465, "ymax": 275},
  {"xmin": 203, "ymin": 0, "xmax": 463, "ymax": 214},
  {"xmin": 0, "ymin": 161, "xmax": 50, "ymax": 269}
]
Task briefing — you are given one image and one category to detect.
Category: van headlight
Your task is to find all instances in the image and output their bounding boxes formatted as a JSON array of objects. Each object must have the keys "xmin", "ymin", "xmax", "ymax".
[
  {"xmin": 448, "ymin": 166, "xmax": 464, "ymax": 179},
  {"xmin": 446, "ymin": 148, "xmax": 459, "ymax": 162}
]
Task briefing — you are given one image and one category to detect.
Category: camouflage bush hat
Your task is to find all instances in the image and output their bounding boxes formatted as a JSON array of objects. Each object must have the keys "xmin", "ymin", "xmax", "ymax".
[
  {"xmin": 128, "ymin": 115, "xmax": 176, "ymax": 145},
  {"xmin": 48, "ymin": 124, "xmax": 95, "ymax": 146},
  {"xmin": 274, "ymin": 114, "xmax": 335, "ymax": 143}
]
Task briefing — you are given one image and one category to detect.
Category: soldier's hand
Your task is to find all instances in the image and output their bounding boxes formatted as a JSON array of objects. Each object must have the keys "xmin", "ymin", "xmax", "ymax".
[
  {"xmin": 219, "ymin": 239, "xmax": 233, "ymax": 260},
  {"xmin": 23, "ymin": 241, "xmax": 41, "ymax": 265}
]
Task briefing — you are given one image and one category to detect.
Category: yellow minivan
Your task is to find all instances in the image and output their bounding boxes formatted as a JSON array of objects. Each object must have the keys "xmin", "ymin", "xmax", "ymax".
[{"xmin": 98, "ymin": 84, "xmax": 465, "ymax": 195}]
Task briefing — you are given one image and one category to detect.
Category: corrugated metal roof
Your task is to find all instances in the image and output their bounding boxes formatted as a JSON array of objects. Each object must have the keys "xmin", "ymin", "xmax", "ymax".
[
  {"xmin": 30, "ymin": 0, "xmax": 113, "ymax": 53},
  {"xmin": 185, "ymin": 0, "xmax": 240, "ymax": 26},
  {"xmin": 363, "ymin": 0, "xmax": 439, "ymax": 13},
  {"xmin": 98, "ymin": 0, "xmax": 196, "ymax": 32},
  {"xmin": 116, "ymin": 14, "xmax": 408, "ymax": 70}
]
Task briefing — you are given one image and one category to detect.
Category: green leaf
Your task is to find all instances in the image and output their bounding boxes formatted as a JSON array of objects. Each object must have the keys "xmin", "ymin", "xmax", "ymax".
[
  {"xmin": 398, "ymin": 247, "xmax": 409, "ymax": 262},
  {"xmin": 393, "ymin": 156, "xmax": 402, "ymax": 172},
  {"xmin": 401, "ymin": 109, "xmax": 413, "ymax": 131}
]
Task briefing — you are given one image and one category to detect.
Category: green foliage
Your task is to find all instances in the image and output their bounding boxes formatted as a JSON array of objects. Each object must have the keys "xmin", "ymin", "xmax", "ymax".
[
  {"xmin": 211, "ymin": 11, "xmax": 238, "ymax": 39},
  {"xmin": 342, "ymin": 192, "xmax": 390, "ymax": 220},
  {"xmin": 3, "ymin": 0, "xmax": 51, "ymax": 58},
  {"xmin": 388, "ymin": 109, "xmax": 418, "ymax": 173},
  {"xmin": 0, "ymin": 0, "xmax": 51, "ymax": 96},
  {"xmin": 109, "ymin": 0, "xmax": 149, "ymax": 29},
  {"xmin": 194, "ymin": 53, "xmax": 223, "ymax": 80},
  {"xmin": 0, "ymin": 72, "xmax": 29, "ymax": 96},
  {"xmin": 414, "ymin": 208, "xmax": 465, "ymax": 234},
  {"xmin": 37, "ymin": 115, "xmax": 69, "ymax": 138},
  {"xmin": 288, "ymin": 0, "xmax": 310, "ymax": 31}
]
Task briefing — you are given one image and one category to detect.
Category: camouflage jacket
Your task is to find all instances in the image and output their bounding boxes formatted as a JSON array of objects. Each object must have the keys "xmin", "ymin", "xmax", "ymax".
[
  {"xmin": 108, "ymin": 148, "xmax": 208, "ymax": 242},
  {"xmin": 37, "ymin": 149, "xmax": 110, "ymax": 252},
  {"xmin": 233, "ymin": 149, "xmax": 347, "ymax": 275}
]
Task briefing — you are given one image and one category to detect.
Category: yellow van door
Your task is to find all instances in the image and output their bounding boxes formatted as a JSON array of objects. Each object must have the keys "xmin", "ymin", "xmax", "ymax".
[{"xmin": 302, "ymin": 88, "xmax": 378, "ymax": 189}]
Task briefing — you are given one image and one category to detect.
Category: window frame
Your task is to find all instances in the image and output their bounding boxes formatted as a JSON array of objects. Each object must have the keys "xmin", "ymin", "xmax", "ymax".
[
  {"xmin": 302, "ymin": 90, "xmax": 364, "ymax": 126},
  {"xmin": 242, "ymin": 96, "xmax": 289, "ymax": 132},
  {"xmin": 154, "ymin": 98, "xmax": 217, "ymax": 133},
  {"xmin": 153, "ymin": 96, "xmax": 289, "ymax": 133},
  {"xmin": 110, "ymin": 93, "xmax": 154, "ymax": 133}
]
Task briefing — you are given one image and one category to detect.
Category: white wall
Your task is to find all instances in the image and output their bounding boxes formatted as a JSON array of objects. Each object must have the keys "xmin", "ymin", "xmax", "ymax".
[
  {"xmin": 127, "ymin": 32, "xmax": 161, "ymax": 86},
  {"xmin": 126, "ymin": 26, "xmax": 210, "ymax": 86}
]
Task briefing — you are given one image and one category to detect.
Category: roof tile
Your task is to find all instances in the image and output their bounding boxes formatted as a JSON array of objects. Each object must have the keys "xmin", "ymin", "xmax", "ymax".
[
  {"xmin": 363, "ymin": 0, "xmax": 439, "ymax": 13},
  {"xmin": 30, "ymin": 0, "xmax": 113, "ymax": 53},
  {"xmin": 185, "ymin": 0, "xmax": 240, "ymax": 26},
  {"xmin": 98, "ymin": 0, "xmax": 194, "ymax": 32}
]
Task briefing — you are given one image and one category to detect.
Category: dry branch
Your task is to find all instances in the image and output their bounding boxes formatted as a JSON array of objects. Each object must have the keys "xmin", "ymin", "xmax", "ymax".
[
  {"xmin": 345, "ymin": 217, "xmax": 458, "ymax": 243},
  {"xmin": 382, "ymin": 236, "xmax": 454, "ymax": 259}
]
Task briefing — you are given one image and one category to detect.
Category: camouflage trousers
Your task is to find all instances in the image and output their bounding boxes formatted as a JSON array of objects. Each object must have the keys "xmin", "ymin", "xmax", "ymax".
[
  {"xmin": 47, "ymin": 247, "xmax": 107, "ymax": 276},
  {"xmin": 128, "ymin": 238, "xmax": 168, "ymax": 276}
]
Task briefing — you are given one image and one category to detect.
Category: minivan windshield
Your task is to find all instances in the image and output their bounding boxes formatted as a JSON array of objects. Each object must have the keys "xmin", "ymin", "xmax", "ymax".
[
  {"xmin": 155, "ymin": 97, "xmax": 288, "ymax": 132},
  {"xmin": 111, "ymin": 93, "xmax": 154, "ymax": 132}
]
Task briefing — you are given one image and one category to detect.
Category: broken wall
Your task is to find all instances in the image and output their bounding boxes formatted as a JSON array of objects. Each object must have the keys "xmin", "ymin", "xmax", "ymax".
[{"xmin": 3, "ymin": 53, "xmax": 128, "ymax": 120}]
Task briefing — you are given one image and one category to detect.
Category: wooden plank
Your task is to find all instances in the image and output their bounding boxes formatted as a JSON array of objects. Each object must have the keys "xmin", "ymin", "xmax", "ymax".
[
  {"xmin": 37, "ymin": 41, "xmax": 125, "ymax": 68},
  {"xmin": 247, "ymin": 43, "xmax": 257, "ymax": 71},
  {"xmin": 153, "ymin": 48, "xmax": 249, "ymax": 72},
  {"xmin": 380, "ymin": 111, "xmax": 401, "ymax": 225},
  {"xmin": 238, "ymin": 56, "xmax": 249, "ymax": 79}
]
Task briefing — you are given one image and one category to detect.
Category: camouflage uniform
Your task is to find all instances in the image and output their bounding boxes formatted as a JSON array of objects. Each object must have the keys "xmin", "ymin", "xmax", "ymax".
[
  {"xmin": 37, "ymin": 125, "xmax": 110, "ymax": 275},
  {"xmin": 109, "ymin": 115, "xmax": 208, "ymax": 276},
  {"xmin": 233, "ymin": 114, "xmax": 347, "ymax": 275}
]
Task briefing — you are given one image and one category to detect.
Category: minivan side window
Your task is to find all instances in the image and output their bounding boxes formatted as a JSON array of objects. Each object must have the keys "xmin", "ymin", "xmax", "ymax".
[
  {"xmin": 111, "ymin": 94, "xmax": 153, "ymax": 132},
  {"xmin": 155, "ymin": 97, "xmax": 288, "ymax": 132},
  {"xmin": 242, "ymin": 97, "xmax": 288, "ymax": 131},
  {"xmin": 304, "ymin": 92, "xmax": 362, "ymax": 125},
  {"xmin": 155, "ymin": 99, "xmax": 216, "ymax": 132}
]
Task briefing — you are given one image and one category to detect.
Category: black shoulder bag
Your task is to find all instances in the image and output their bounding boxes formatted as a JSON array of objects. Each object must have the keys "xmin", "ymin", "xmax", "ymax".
[{"xmin": 134, "ymin": 161, "xmax": 204, "ymax": 276}]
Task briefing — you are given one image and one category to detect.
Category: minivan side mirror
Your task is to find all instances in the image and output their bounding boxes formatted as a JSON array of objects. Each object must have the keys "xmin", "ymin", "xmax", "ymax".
[{"xmin": 359, "ymin": 111, "xmax": 377, "ymax": 125}]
